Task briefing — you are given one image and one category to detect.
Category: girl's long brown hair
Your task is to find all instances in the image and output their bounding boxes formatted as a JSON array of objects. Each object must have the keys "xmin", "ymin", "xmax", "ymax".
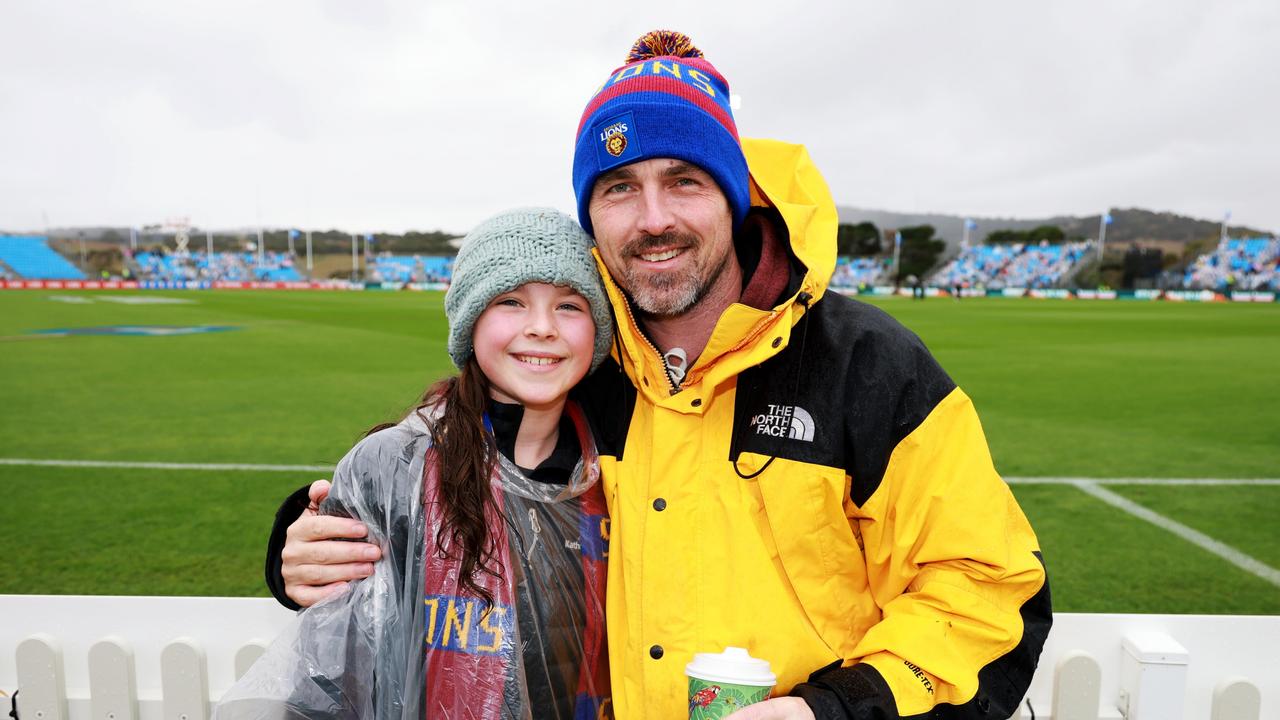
[{"xmin": 368, "ymin": 357, "xmax": 502, "ymax": 606}]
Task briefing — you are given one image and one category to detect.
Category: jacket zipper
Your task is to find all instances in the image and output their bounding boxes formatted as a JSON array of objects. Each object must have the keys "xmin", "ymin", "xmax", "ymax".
[{"xmin": 619, "ymin": 297, "xmax": 680, "ymax": 395}]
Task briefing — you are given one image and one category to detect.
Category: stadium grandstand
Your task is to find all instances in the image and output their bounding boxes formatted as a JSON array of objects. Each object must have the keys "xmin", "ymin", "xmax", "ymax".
[
  {"xmin": 369, "ymin": 254, "xmax": 454, "ymax": 284},
  {"xmin": 132, "ymin": 250, "xmax": 303, "ymax": 282},
  {"xmin": 1182, "ymin": 236, "xmax": 1280, "ymax": 291},
  {"xmin": 931, "ymin": 240, "xmax": 1092, "ymax": 289},
  {"xmin": 0, "ymin": 235, "xmax": 86, "ymax": 280},
  {"xmin": 829, "ymin": 256, "xmax": 889, "ymax": 289}
]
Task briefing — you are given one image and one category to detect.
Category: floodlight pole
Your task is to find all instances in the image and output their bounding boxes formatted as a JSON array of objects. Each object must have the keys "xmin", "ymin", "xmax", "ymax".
[
  {"xmin": 351, "ymin": 233, "xmax": 358, "ymax": 281},
  {"xmin": 306, "ymin": 230, "xmax": 313, "ymax": 271},
  {"xmin": 130, "ymin": 227, "xmax": 137, "ymax": 251},
  {"xmin": 1097, "ymin": 211, "xmax": 1109, "ymax": 263},
  {"xmin": 962, "ymin": 220, "xmax": 971, "ymax": 250},
  {"xmin": 206, "ymin": 229, "xmax": 213, "ymax": 256},
  {"xmin": 257, "ymin": 226, "xmax": 265, "ymax": 268},
  {"xmin": 892, "ymin": 231, "xmax": 902, "ymax": 285}
]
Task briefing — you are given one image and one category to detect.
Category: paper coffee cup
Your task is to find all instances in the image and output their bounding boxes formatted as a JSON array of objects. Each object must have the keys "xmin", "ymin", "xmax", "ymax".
[{"xmin": 685, "ymin": 646, "xmax": 776, "ymax": 719}]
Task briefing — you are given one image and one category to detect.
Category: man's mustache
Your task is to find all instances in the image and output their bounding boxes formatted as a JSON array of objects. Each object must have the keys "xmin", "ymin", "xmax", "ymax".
[{"xmin": 621, "ymin": 232, "xmax": 698, "ymax": 258}]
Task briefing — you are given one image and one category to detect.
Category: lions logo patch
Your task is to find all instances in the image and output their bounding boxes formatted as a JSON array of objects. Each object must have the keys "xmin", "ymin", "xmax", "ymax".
[
  {"xmin": 605, "ymin": 133, "xmax": 627, "ymax": 157},
  {"xmin": 592, "ymin": 112, "xmax": 640, "ymax": 170}
]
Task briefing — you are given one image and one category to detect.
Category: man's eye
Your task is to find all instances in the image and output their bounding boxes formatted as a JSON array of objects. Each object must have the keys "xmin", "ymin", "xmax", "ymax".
[
  {"xmin": 674, "ymin": 177, "xmax": 698, "ymax": 187},
  {"xmin": 605, "ymin": 182, "xmax": 632, "ymax": 194}
]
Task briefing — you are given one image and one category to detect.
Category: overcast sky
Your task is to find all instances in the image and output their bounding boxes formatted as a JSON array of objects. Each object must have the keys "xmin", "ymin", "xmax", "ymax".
[{"xmin": 3, "ymin": 0, "xmax": 1277, "ymax": 235}]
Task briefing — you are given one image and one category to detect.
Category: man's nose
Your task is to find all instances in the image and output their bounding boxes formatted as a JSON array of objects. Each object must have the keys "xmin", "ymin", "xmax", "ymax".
[{"xmin": 636, "ymin": 187, "xmax": 676, "ymax": 237}]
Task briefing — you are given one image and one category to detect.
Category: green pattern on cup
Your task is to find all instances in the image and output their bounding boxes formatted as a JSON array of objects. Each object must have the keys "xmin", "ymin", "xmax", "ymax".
[{"xmin": 688, "ymin": 676, "xmax": 771, "ymax": 720}]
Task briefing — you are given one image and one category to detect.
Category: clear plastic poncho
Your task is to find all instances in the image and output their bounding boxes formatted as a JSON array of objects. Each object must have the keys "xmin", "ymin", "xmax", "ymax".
[{"xmin": 214, "ymin": 404, "xmax": 611, "ymax": 720}]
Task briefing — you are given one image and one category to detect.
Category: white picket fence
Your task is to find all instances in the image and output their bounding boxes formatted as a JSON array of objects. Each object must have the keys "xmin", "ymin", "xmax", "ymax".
[{"xmin": 0, "ymin": 595, "xmax": 1273, "ymax": 719}]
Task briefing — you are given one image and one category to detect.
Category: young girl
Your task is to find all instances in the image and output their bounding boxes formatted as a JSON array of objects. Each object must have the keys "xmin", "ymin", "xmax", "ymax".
[{"xmin": 216, "ymin": 208, "xmax": 615, "ymax": 720}]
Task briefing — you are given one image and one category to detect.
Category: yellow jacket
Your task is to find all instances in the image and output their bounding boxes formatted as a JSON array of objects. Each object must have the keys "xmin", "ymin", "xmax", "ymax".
[{"xmin": 574, "ymin": 139, "xmax": 1050, "ymax": 719}]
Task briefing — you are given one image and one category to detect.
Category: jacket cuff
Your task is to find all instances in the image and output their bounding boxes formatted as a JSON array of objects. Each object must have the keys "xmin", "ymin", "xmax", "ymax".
[
  {"xmin": 264, "ymin": 484, "xmax": 311, "ymax": 611},
  {"xmin": 791, "ymin": 661, "xmax": 899, "ymax": 720}
]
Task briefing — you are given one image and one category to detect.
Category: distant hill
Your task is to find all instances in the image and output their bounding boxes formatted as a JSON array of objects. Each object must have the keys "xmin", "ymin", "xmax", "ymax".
[
  {"xmin": 7, "ymin": 208, "xmax": 1274, "ymax": 259},
  {"xmin": 835, "ymin": 206, "xmax": 1273, "ymax": 257}
]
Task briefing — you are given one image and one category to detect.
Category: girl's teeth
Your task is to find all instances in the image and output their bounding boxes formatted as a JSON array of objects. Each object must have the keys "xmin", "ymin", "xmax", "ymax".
[{"xmin": 517, "ymin": 355, "xmax": 558, "ymax": 366}]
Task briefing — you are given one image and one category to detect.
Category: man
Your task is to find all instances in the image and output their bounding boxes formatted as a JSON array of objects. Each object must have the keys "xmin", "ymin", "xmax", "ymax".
[{"xmin": 268, "ymin": 30, "xmax": 1050, "ymax": 719}]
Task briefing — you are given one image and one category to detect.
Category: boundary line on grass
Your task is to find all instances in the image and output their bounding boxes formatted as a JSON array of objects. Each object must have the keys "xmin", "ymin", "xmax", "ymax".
[
  {"xmin": 4, "ymin": 459, "xmax": 1277, "ymax": 585},
  {"xmin": 5, "ymin": 459, "xmax": 1280, "ymax": 485},
  {"xmin": 1070, "ymin": 480, "xmax": 1280, "ymax": 588},
  {"xmin": 1005, "ymin": 477, "xmax": 1280, "ymax": 486},
  {"xmin": 0, "ymin": 458, "xmax": 332, "ymax": 473}
]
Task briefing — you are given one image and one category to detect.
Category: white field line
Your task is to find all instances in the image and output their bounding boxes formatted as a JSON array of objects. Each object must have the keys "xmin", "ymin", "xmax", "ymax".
[
  {"xmin": 1006, "ymin": 476, "xmax": 1280, "ymax": 486},
  {"xmin": 1, "ymin": 459, "xmax": 1277, "ymax": 486},
  {"xmin": 1071, "ymin": 480, "xmax": 1280, "ymax": 588},
  {"xmin": 3, "ymin": 458, "xmax": 1276, "ymax": 585},
  {"xmin": 0, "ymin": 458, "xmax": 332, "ymax": 473}
]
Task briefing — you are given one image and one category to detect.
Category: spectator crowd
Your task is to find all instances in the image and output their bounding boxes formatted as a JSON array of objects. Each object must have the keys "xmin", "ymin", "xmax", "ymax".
[
  {"xmin": 932, "ymin": 241, "xmax": 1092, "ymax": 289},
  {"xmin": 1182, "ymin": 237, "xmax": 1280, "ymax": 292}
]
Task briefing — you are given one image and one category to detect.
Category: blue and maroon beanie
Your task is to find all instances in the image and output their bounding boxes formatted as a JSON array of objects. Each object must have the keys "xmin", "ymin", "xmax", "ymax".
[{"xmin": 572, "ymin": 30, "xmax": 750, "ymax": 237}]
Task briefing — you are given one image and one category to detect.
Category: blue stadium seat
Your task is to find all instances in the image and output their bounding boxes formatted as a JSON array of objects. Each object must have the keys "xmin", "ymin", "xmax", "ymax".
[
  {"xmin": 0, "ymin": 236, "xmax": 86, "ymax": 280},
  {"xmin": 371, "ymin": 255, "xmax": 454, "ymax": 284}
]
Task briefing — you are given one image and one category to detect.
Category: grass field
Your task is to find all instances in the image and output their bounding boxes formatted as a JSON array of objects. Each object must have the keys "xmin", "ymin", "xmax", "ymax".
[{"xmin": 3, "ymin": 289, "xmax": 1278, "ymax": 613}]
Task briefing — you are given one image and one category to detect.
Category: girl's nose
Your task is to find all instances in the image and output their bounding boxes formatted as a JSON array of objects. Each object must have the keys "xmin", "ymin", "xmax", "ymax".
[{"xmin": 524, "ymin": 305, "xmax": 558, "ymax": 338}]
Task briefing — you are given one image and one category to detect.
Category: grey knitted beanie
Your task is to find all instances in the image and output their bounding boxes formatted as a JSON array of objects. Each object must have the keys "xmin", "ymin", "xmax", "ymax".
[{"xmin": 445, "ymin": 207, "xmax": 613, "ymax": 371}]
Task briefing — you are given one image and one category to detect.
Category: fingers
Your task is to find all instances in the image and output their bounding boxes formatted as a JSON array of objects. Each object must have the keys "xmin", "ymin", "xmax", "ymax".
[
  {"xmin": 723, "ymin": 698, "xmax": 814, "ymax": 720},
  {"xmin": 281, "ymin": 543, "xmax": 379, "ymax": 609},
  {"xmin": 287, "ymin": 580, "xmax": 352, "ymax": 608},
  {"xmin": 287, "ymin": 514, "xmax": 371, "ymax": 543},
  {"xmin": 307, "ymin": 479, "xmax": 332, "ymax": 509},
  {"xmin": 283, "ymin": 556, "xmax": 376, "ymax": 587},
  {"xmin": 282, "ymin": 536, "xmax": 381, "ymax": 567},
  {"xmin": 280, "ymin": 499, "xmax": 381, "ymax": 609}
]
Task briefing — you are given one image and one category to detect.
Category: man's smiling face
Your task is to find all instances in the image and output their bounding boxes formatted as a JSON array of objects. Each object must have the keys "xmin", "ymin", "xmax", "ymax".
[{"xmin": 587, "ymin": 158, "xmax": 736, "ymax": 318}]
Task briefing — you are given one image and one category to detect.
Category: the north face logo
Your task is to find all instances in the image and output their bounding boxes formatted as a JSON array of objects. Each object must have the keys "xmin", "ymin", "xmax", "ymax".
[{"xmin": 750, "ymin": 404, "xmax": 815, "ymax": 442}]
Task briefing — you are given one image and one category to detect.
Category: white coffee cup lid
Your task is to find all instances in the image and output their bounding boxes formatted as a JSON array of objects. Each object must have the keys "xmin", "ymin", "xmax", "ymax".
[{"xmin": 684, "ymin": 646, "xmax": 776, "ymax": 686}]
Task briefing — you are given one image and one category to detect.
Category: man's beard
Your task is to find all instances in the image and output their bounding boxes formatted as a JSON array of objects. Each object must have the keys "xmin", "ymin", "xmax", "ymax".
[{"xmin": 619, "ymin": 231, "xmax": 731, "ymax": 317}]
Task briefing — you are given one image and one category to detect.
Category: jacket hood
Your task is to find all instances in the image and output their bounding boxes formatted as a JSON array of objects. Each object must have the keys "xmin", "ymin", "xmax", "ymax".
[
  {"xmin": 592, "ymin": 138, "xmax": 839, "ymax": 404},
  {"xmin": 742, "ymin": 138, "xmax": 838, "ymax": 301}
]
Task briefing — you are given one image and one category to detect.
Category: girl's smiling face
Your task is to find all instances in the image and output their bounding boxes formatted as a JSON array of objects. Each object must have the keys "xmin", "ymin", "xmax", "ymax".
[{"xmin": 472, "ymin": 282, "xmax": 596, "ymax": 412}]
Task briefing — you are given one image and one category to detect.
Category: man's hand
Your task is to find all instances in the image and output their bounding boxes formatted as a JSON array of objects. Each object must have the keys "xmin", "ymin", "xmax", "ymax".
[
  {"xmin": 281, "ymin": 480, "xmax": 382, "ymax": 608},
  {"xmin": 724, "ymin": 698, "xmax": 815, "ymax": 720}
]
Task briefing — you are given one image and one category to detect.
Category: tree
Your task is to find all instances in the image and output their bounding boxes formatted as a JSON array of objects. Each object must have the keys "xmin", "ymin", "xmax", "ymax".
[
  {"xmin": 836, "ymin": 222, "xmax": 882, "ymax": 256},
  {"xmin": 984, "ymin": 226, "xmax": 1066, "ymax": 245},
  {"xmin": 985, "ymin": 229, "xmax": 1026, "ymax": 245},
  {"xmin": 896, "ymin": 225, "xmax": 946, "ymax": 281},
  {"xmin": 1027, "ymin": 225, "xmax": 1065, "ymax": 244}
]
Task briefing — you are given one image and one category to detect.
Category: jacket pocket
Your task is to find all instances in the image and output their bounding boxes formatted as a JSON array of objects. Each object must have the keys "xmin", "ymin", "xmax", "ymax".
[{"xmin": 753, "ymin": 457, "xmax": 879, "ymax": 660}]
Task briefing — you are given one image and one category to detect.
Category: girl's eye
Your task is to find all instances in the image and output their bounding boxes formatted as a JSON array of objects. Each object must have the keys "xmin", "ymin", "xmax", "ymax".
[
  {"xmin": 558, "ymin": 302, "xmax": 585, "ymax": 312},
  {"xmin": 496, "ymin": 297, "xmax": 521, "ymax": 307}
]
